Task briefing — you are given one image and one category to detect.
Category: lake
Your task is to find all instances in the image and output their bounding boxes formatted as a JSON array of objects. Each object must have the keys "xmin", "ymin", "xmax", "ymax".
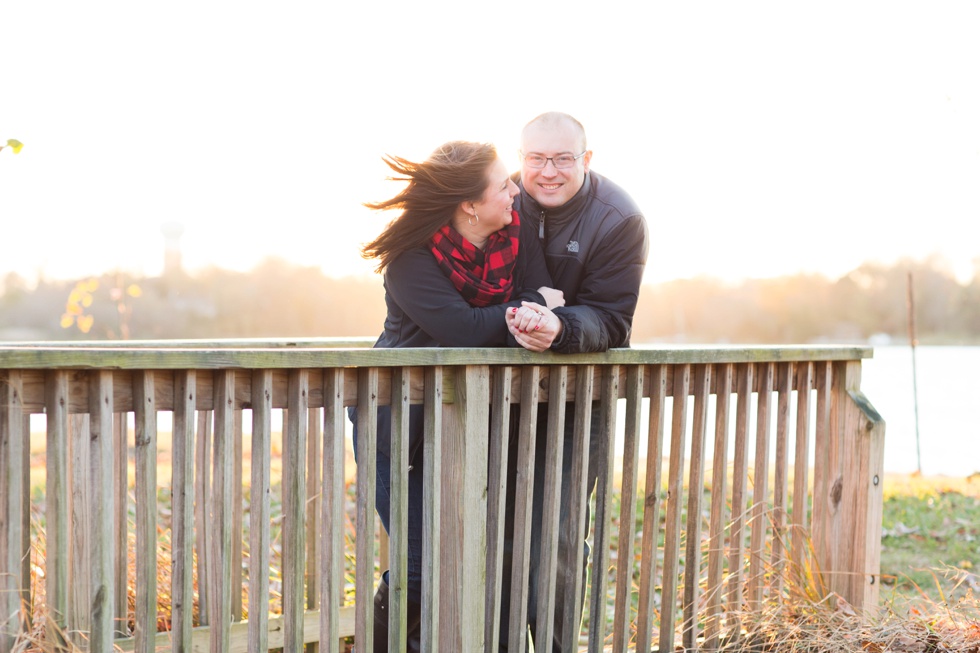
[{"xmin": 862, "ymin": 345, "xmax": 980, "ymax": 477}]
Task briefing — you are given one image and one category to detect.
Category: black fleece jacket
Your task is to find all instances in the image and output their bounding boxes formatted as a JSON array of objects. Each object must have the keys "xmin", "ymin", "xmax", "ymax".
[{"xmin": 516, "ymin": 170, "xmax": 649, "ymax": 353}]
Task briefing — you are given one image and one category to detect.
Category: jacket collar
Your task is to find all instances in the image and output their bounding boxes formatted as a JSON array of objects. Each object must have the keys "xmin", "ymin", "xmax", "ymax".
[{"xmin": 520, "ymin": 172, "xmax": 593, "ymax": 226}]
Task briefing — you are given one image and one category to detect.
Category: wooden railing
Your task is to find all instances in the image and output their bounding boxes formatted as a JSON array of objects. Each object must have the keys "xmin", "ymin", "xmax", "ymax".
[{"xmin": 0, "ymin": 342, "xmax": 885, "ymax": 653}]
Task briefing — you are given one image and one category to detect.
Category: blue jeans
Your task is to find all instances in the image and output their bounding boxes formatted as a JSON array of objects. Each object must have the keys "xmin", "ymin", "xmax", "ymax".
[{"xmin": 350, "ymin": 405, "xmax": 426, "ymax": 605}]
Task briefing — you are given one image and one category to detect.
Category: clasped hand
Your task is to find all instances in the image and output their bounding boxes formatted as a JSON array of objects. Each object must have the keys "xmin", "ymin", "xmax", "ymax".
[{"xmin": 506, "ymin": 287, "xmax": 564, "ymax": 352}]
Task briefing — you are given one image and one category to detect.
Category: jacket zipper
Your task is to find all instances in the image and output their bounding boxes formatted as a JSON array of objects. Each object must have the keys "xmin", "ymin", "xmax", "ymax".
[{"xmin": 539, "ymin": 210, "xmax": 546, "ymax": 240}]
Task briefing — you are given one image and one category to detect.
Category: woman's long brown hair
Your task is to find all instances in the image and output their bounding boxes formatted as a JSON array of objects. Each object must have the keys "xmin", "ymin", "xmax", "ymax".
[{"xmin": 361, "ymin": 141, "xmax": 497, "ymax": 272}]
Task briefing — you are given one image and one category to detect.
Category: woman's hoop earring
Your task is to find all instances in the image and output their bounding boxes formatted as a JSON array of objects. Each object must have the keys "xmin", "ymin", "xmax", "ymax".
[{"xmin": 468, "ymin": 211, "xmax": 479, "ymax": 226}]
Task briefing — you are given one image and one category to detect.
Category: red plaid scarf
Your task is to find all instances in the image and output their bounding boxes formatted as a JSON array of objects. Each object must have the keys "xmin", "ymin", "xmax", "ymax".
[{"xmin": 429, "ymin": 210, "xmax": 521, "ymax": 307}]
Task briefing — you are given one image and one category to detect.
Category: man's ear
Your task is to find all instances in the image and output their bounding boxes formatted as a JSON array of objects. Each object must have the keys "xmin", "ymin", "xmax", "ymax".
[{"xmin": 582, "ymin": 150, "xmax": 593, "ymax": 174}]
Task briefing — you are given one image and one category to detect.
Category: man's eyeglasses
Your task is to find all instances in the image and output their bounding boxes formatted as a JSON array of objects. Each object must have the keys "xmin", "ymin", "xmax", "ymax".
[{"xmin": 521, "ymin": 151, "xmax": 587, "ymax": 169}]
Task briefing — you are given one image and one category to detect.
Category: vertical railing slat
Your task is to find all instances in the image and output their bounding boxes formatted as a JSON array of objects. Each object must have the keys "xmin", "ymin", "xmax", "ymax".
[
  {"xmin": 560, "ymin": 365, "xmax": 595, "ymax": 652},
  {"xmin": 421, "ymin": 366, "xmax": 443, "ymax": 653},
  {"xmin": 747, "ymin": 362, "xmax": 774, "ymax": 608},
  {"xmin": 284, "ymin": 369, "xmax": 309, "ymax": 652},
  {"xmin": 134, "ymin": 371, "xmax": 158, "ymax": 653},
  {"xmin": 389, "ymin": 366, "xmax": 411, "ymax": 652},
  {"xmin": 172, "ymin": 370, "xmax": 196, "ymax": 653},
  {"xmin": 791, "ymin": 362, "xmax": 814, "ymax": 585},
  {"xmin": 320, "ymin": 368, "xmax": 345, "ymax": 653},
  {"xmin": 659, "ymin": 364, "xmax": 690, "ymax": 653},
  {"xmin": 45, "ymin": 371, "xmax": 70, "ymax": 646},
  {"xmin": 587, "ymin": 364, "xmax": 619, "ymax": 652},
  {"xmin": 635, "ymin": 364, "xmax": 667, "ymax": 653},
  {"xmin": 248, "ymin": 370, "xmax": 272, "ymax": 653},
  {"xmin": 355, "ymin": 368, "xmax": 379, "ymax": 652},
  {"xmin": 460, "ymin": 366, "xmax": 491, "ymax": 652},
  {"xmin": 770, "ymin": 363, "xmax": 794, "ymax": 598},
  {"xmin": 69, "ymin": 413, "xmax": 91, "ymax": 646},
  {"xmin": 0, "ymin": 371, "xmax": 24, "ymax": 653},
  {"xmin": 485, "ymin": 366, "xmax": 513, "ymax": 653},
  {"xmin": 90, "ymin": 370, "xmax": 115, "ymax": 653},
  {"xmin": 704, "ymin": 363, "xmax": 733, "ymax": 650},
  {"xmin": 507, "ymin": 365, "xmax": 540, "ymax": 653},
  {"xmin": 534, "ymin": 366, "xmax": 567, "ymax": 652},
  {"xmin": 611, "ymin": 365, "xmax": 640, "ymax": 653},
  {"xmin": 811, "ymin": 362, "xmax": 835, "ymax": 594},
  {"xmin": 209, "ymin": 371, "xmax": 235, "ymax": 653},
  {"xmin": 726, "ymin": 363, "xmax": 754, "ymax": 619},
  {"xmin": 682, "ymin": 364, "xmax": 712, "ymax": 650}
]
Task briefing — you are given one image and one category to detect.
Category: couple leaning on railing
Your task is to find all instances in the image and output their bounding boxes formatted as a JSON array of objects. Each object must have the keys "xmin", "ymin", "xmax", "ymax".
[{"xmin": 354, "ymin": 111, "xmax": 647, "ymax": 652}]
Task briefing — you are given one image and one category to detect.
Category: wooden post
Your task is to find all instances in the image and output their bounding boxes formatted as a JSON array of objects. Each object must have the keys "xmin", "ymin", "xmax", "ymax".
[
  {"xmin": 45, "ymin": 371, "xmax": 70, "ymax": 647},
  {"xmin": 134, "ymin": 371, "xmax": 158, "ymax": 653},
  {"xmin": 283, "ymin": 370, "xmax": 309, "ymax": 652},
  {"xmin": 172, "ymin": 371, "xmax": 197, "ymax": 653},
  {"xmin": 440, "ymin": 365, "xmax": 490, "ymax": 652}
]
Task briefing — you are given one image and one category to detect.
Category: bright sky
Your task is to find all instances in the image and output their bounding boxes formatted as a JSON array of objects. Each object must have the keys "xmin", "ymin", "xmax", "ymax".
[{"xmin": 3, "ymin": 1, "xmax": 979, "ymax": 287}]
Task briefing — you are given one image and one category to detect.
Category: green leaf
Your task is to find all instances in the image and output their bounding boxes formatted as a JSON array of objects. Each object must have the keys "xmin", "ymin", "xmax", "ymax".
[{"xmin": 6, "ymin": 139, "xmax": 23, "ymax": 154}]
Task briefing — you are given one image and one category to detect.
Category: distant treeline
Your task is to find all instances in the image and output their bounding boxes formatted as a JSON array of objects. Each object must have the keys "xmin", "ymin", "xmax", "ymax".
[{"xmin": 2, "ymin": 255, "xmax": 978, "ymax": 344}]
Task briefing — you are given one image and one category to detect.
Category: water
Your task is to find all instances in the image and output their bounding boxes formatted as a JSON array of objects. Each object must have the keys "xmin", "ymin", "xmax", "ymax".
[{"xmin": 862, "ymin": 345, "xmax": 980, "ymax": 477}]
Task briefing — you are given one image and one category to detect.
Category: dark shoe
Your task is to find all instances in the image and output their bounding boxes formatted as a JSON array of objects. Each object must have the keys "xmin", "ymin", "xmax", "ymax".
[
  {"xmin": 374, "ymin": 575, "xmax": 423, "ymax": 652},
  {"xmin": 374, "ymin": 579, "xmax": 391, "ymax": 653}
]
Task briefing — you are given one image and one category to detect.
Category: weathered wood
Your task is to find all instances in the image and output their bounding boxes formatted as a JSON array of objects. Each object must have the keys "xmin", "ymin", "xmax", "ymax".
[
  {"xmin": 635, "ymin": 364, "xmax": 666, "ymax": 653},
  {"xmin": 770, "ymin": 363, "xmax": 793, "ymax": 598},
  {"xmin": 507, "ymin": 366, "xmax": 540, "ymax": 653},
  {"xmin": 611, "ymin": 366, "xmax": 641, "ymax": 653},
  {"xmin": 89, "ymin": 370, "xmax": 115, "ymax": 653},
  {"xmin": 558, "ymin": 366, "xmax": 594, "ymax": 651},
  {"xmin": 0, "ymin": 343, "xmax": 887, "ymax": 651},
  {"xmin": 0, "ymin": 344, "xmax": 872, "ymax": 373},
  {"xmin": 727, "ymin": 363, "xmax": 754, "ymax": 617},
  {"xmin": 791, "ymin": 362, "xmax": 814, "ymax": 571},
  {"xmin": 682, "ymin": 364, "xmax": 711, "ymax": 651},
  {"xmin": 283, "ymin": 370, "xmax": 309, "ymax": 653},
  {"xmin": 587, "ymin": 364, "xmax": 619, "ymax": 652},
  {"xmin": 659, "ymin": 364, "xmax": 690, "ymax": 653},
  {"xmin": 68, "ymin": 413, "xmax": 91, "ymax": 646},
  {"xmin": 704, "ymin": 363, "xmax": 733, "ymax": 650},
  {"xmin": 354, "ymin": 368, "xmax": 378, "ymax": 652},
  {"xmin": 421, "ymin": 366, "xmax": 443, "ymax": 653},
  {"xmin": 485, "ymin": 366, "xmax": 512, "ymax": 653},
  {"xmin": 389, "ymin": 366, "xmax": 410, "ymax": 652},
  {"xmin": 461, "ymin": 365, "xmax": 491, "ymax": 653},
  {"xmin": 115, "ymin": 606, "xmax": 358, "ymax": 653},
  {"xmin": 320, "ymin": 368, "xmax": 345, "ymax": 653},
  {"xmin": 248, "ymin": 371, "xmax": 272, "ymax": 653},
  {"xmin": 747, "ymin": 362, "xmax": 774, "ymax": 609},
  {"xmin": 0, "ymin": 372, "xmax": 25, "ymax": 653},
  {"xmin": 134, "ymin": 371, "xmax": 158, "ymax": 653},
  {"xmin": 209, "ymin": 371, "xmax": 235, "ymax": 653},
  {"xmin": 172, "ymin": 370, "xmax": 196, "ymax": 653},
  {"xmin": 44, "ymin": 371, "xmax": 70, "ymax": 645},
  {"xmin": 838, "ymin": 362, "xmax": 886, "ymax": 611},
  {"xmin": 534, "ymin": 365, "xmax": 567, "ymax": 652}
]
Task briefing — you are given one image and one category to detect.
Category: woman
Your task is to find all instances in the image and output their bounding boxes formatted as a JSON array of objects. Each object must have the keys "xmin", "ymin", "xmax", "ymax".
[{"xmin": 355, "ymin": 141, "xmax": 563, "ymax": 652}]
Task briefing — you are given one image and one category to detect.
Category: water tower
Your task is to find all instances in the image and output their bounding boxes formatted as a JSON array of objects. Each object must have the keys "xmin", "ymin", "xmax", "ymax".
[{"xmin": 161, "ymin": 221, "xmax": 185, "ymax": 277}]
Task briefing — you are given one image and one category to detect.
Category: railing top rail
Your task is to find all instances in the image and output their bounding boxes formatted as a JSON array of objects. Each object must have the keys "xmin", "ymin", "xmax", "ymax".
[{"xmin": 0, "ymin": 341, "xmax": 872, "ymax": 370}]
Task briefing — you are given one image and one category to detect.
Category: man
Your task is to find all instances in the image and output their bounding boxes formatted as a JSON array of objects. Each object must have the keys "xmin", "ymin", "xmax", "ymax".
[{"xmin": 500, "ymin": 112, "xmax": 649, "ymax": 651}]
